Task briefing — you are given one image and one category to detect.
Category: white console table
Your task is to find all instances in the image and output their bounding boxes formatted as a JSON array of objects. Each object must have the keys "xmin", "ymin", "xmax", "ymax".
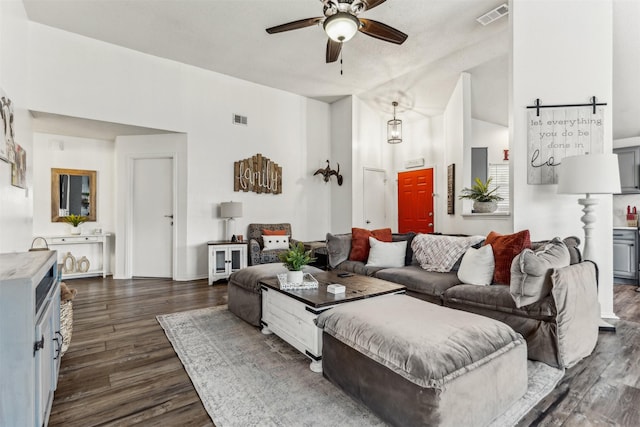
[{"xmin": 44, "ymin": 234, "xmax": 111, "ymax": 279}]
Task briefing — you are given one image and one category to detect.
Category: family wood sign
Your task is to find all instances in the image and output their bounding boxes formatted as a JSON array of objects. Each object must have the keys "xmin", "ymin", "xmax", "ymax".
[{"xmin": 234, "ymin": 153, "xmax": 282, "ymax": 194}]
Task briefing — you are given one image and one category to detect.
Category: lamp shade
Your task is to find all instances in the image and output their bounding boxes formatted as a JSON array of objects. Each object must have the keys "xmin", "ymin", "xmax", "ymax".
[
  {"xmin": 323, "ymin": 12, "xmax": 359, "ymax": 42},
  {"xmin": 557, "ymin": 153, "xmax": 621, "ymax": 195},
  {"xmin": 220, "ymin": 201, "xmax": 243, "ymax": 218}
]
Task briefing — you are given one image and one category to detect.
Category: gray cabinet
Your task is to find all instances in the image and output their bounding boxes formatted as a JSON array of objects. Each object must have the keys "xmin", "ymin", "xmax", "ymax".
[
  {"xmin": 613, "ymin": 229, "xmax": 638, "ymax": 285},
  {"xmin": 0, "ymin": 251, "xmax": 61, "ymax": 427},
  {"xmin": 614, "ymin": 146, "xmax": 640, "ymax": 193}
]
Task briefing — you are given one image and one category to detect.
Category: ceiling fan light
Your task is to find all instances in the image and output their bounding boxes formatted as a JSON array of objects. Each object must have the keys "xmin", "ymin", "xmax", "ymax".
[{"xmin": 323, "ymin": 12, "xmax": 360, "ymax": 42}]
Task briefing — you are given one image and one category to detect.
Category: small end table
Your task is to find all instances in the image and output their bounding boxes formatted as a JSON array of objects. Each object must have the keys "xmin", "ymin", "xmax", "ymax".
[{"xmin": 207, "ymin": 240, "xmax": 248, "ymax": 284}]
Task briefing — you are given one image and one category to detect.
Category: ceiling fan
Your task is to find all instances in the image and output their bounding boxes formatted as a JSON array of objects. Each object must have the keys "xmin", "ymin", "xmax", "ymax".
[{"xmin": 265, "ymin": 0, "xmax": 408, "ymax": 63}]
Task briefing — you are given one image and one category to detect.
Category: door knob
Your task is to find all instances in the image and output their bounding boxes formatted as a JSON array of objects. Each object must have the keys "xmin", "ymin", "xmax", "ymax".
[
  {"xmin": 365, "ymin": 220, "xmax": 371, "ymax": 224},
  {"xmin": 428, "ymin": 223, "xmax": 433, "ymax": 227},
  {"xmin": 164, "ymin": 214, "xmax": 174, "ymax": 219},
  {"xmin": 429, "ymin": 212, "xmax": 433, "ymax": 217}
]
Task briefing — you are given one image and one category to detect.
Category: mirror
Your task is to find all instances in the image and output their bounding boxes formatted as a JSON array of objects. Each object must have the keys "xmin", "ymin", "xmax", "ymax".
[{"xmin": 51, "ymin": 168, "xmax": 96, "ymax": 222}]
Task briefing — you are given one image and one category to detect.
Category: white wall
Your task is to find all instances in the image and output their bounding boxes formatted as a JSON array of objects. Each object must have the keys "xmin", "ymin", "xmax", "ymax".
[
  {"xmin": 438, "ymin": 74, "xmax": 512, "ymax": 236},
  {"xmin": 330, "ymin": 97, "xmax": 353, "ymax": 234},
  {"xmin": 351, "ymin": 96, "xmax": 389, "ymax": 229},
  {"xmin": 471, "ymin": 119, "xmax": 509, "ymax": 165},
  {"xmin": 0, "ymin": 1, "xmax": 32, "ymax": 252},
  {"xmin": 32, "ymin": 133, "xmax": 115, "ymax": 236},
  {"xmin": 28, "ymin": 22, "xmax": 331, "ymax": 280},
  {"xmin": 388, "ymin": 115, "xmax": 442, "ymax": 232},
  {"xmin": 511, "ymin": 0, "xmax": 614, "ymax": 317}
]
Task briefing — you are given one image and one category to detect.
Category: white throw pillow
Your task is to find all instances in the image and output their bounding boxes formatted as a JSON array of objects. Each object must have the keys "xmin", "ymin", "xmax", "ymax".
[
  {"xmin": 366, "ymin": 237, "xmax": 407, "ymax": 268},
  {"xmin": 457, "ymin": 244, "xmax": 495, "ymax": 286},
  {"xmin": 263, "ymin": 235, "xmax": 289, "ymax": 250}
]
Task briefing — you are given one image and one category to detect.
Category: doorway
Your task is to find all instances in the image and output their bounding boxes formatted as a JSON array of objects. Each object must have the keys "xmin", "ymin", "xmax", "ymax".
[
  {"xmin": 131, "ymin": 157, "xmax": 174, "ymax": 278},
  {"xmin": 363, "ymin": 168, "xmax": 387, "ymax": 229},
  {"xmin": 397, "ymin": 168, "xmax": 434, "ymax": 233}
]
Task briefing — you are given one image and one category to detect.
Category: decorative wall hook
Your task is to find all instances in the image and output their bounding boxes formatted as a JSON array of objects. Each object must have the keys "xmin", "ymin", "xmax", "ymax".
[{"xmin": 313, "ymin": 160, "xmax": 343, "ymax": 186}]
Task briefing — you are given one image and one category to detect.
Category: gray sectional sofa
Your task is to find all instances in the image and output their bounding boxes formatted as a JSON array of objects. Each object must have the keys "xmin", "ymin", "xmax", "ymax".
[{"xmin": 326, "ymin": 232, "xmax": 601, "ymax": 369}]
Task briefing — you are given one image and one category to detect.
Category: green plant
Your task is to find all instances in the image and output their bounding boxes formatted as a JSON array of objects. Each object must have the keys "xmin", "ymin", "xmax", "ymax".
[
  {"xmin": 278, "ymin": 242, "xmax": 316, "ymax": 271},
  {"xmin": 459, "ymin": 177, "xmax": 504, "ymax": 202},
  {"xmin": 62, "ymin": 214, "xmax": 87, "ymax": 227}
]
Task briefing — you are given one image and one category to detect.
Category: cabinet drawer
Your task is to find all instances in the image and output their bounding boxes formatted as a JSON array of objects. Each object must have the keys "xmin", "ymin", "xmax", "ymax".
[{"xmin": 49, "ymin": 236, "xmax": 99, "ymax": 244}]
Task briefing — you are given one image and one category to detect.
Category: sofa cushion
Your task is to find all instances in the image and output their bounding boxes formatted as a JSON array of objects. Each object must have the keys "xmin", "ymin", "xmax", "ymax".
[
  {"xmin": 412, "ymin": 234, "xmax": 484, "ymax": 272},
  {"xmin": 366, "ymin": 237, "xmax": 407, "ymax": 268},
  {"xmin": 484, "ymin": 230, "xmax": 532, "ymax": 285},
  {"xmin": 442, "ymin": 284, "xmax": 556, "ymax": 320},
  {"xmin": 326, "ymin": 233, "xmax": 351, "ymax": 268},
  {"xmin": 349, "ymin": 227, "xmax": 392, "ymax": 262},
  {"xmin": 336, "ymin": 260, "xmax": 387, "ymax": 277},
  {"xmin": 391, "ymin": 232, "xmax": 417, "ymax": 266},
  {"xmin": 457, "ymin": 244, "xmax": 495, "ymax": 286},
  {"xmin": 262, "ymin": 229, "xmax": 288, "ymax": 236},
  {"xmin": 510, "ymin": 237, "xmax": 570, "ymax": 308},
  {"xmin": 532, "ymin": 236, "xmax": 581, "ymax": 265},
  {"xmin": 374, "ymin": 265, "xmax": 461, "ymax": 298}
]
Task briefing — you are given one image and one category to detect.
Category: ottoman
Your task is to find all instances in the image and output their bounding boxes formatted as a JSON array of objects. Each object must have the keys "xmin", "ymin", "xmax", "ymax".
[
  {"xmin": 316, "ymin": 294, "xmax": 528, "ymax": 427},
  {"xmin": 228, "ymin": 263, "xmax": 323, "ymax": 326}
]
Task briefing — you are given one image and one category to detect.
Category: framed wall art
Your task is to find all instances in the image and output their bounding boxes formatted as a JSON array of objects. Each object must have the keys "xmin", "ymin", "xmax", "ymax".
[
  {"xmin": 447, "ymin": 164, "xmax": 455, "ymax": 215},
  {"xmin": 0, "ymin": 89, "xmax": 15, "ymax": 163},
  {"xmin": 11, "ymin": 143, "xmax": 26, "ymax": 188}
]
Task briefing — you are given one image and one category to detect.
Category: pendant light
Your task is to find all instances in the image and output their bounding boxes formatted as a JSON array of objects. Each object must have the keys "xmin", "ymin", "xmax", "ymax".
[{"xmin": 387, "ymin": 101, "xmax": 402, "ymax": 144}]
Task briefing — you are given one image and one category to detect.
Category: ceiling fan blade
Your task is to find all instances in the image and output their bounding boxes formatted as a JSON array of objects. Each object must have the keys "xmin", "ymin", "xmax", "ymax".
[
  {"xmin": 326, "ymin": 39, "xmax": 342, "ymax": 63},
  {"xmin": 362, "ymin": 0, "xmax": 387, "ymax": 11},
  {"xmin": 359, "ymin": 19, "xmax": 408, "ymax": 44},
  {"xmin": 266, "ymin": 17, "xmax": 323, "ymax": 34}
]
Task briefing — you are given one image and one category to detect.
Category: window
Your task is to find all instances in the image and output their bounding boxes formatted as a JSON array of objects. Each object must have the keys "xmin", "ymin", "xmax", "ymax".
[{"xmin": 488, "ymin": 164, "xmax": 509, "ymax": 213}]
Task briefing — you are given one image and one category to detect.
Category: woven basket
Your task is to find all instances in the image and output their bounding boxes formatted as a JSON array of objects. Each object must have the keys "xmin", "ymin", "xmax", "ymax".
[
  {"xmin": 29, "ymin": 237, "xmax": 49, "ymax": 251},
  {"xmin": 60, "ymin": 300, "xmax": 73, "ymax": 356}
]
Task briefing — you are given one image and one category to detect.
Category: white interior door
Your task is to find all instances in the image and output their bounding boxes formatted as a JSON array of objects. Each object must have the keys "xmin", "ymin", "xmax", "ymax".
[
  {"xmin": 132, "ymin": 157, "xmax": 173, "ymax": 278},
  {"xmin": 363, "ymin": 168, "xmax": 387, "ymax": 229}
]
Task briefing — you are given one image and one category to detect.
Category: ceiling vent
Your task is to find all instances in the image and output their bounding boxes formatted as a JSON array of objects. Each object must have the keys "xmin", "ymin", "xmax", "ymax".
[
  {"xmin": 476, "ymin": 3, "xmax": 509, "ymax": 26},
  {"xmin": 232, "ymin": 114, "xmax": 248, "ymax": 126}
]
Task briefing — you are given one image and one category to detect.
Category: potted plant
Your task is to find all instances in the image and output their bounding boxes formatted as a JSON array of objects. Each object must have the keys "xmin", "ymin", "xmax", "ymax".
[
  {"xmin": 278, "ymin": 242, "xmax": 316, "ymax": 284},
  {"xmin": 62, "ymin": 214, "xmax": 87, "ymax": 235},
  {"xmin": 459, "ymin": 177, "xmax": 503, "ymax": 213}
]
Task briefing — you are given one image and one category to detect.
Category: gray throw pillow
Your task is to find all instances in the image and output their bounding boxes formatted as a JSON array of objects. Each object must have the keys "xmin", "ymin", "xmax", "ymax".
[
  {"xmin": 392, "ymin": 232, "xmax": 417, "ymax": 266},
  {"xmin": 510, "ymin": 237, "xmax": 570, "ymax": 308},
  {"xmin": 326, "ymin": 233, "xmax": 352, "ymax": 268}
]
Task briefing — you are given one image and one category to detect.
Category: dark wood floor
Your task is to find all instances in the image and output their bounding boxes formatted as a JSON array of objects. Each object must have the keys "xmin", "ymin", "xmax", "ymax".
[{"xmin": 49, "ymin": 278, "xmax": 640, "ymax": 426}]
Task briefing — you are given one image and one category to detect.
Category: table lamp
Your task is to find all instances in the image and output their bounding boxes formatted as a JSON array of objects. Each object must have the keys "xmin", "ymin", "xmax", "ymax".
[{"xmin": 220, "ymin": 201, "xmax": 243, "ymax": 241}]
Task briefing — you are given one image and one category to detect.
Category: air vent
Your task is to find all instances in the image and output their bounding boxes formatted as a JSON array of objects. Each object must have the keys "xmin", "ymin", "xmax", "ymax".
[
  {"xmin": 476, "ymin": 3, "xmax": 509, "ymax": 26},
  {"xmin": 232, "ymin": 114, "xmax": 248, "ymax": 126}
]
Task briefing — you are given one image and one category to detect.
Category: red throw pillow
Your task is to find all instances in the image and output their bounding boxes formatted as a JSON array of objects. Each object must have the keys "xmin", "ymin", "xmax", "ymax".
[
  {"xmin": 484, "ymin": 230, "xmax": 531, "ymax": 285},
  {"xmin": 262, "ymin": 229, "xmax": 288, "ymax": 236},
  {"xmin": 349, "ymin": 227, "xmax": 393, "ymax": 262}
]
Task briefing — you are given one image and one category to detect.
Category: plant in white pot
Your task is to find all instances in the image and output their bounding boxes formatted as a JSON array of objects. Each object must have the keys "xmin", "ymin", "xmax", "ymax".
[
  {"xmin": 278, "ymin": 242, "xmax": 315, "ymax": 285},
  {"xmin": 459, "ymin": 177, "xmax": 503, "ymax": 213},
  {"xmin": 62, "ymin": 214, "xmax": 87, "ymax": 235}
]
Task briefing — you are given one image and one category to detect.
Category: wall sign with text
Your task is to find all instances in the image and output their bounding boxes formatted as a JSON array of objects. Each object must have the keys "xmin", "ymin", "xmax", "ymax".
[
  {"xmin": 234, "ymin": 153, "xmax": 282, "ymax": 194},
  {"xmin": 527, "ymin": 107, "xmax": 604, "ymax": 184}
]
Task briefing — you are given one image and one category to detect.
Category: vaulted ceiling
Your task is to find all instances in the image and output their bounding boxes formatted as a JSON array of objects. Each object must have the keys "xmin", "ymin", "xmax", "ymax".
[{"xmin": 23, "ymin": 0, "xmax": 639, "ymax": 139}]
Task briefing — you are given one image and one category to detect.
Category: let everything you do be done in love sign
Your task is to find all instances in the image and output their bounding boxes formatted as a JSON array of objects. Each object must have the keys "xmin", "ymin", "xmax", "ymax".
[{"xmin": 527, "ymin": 106, "xmax": 604, "ymax": 185}]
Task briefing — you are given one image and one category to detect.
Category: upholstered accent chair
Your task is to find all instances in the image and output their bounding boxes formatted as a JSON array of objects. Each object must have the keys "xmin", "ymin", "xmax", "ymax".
[{"xmin": 247, "ymin": 223, "xmax": 299, "ymax": 266}]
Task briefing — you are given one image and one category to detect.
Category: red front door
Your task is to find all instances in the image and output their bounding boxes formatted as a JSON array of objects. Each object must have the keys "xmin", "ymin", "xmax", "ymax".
[{"xmin": 398, "ymin": 168, "xmax": 434, "ymax": 234}]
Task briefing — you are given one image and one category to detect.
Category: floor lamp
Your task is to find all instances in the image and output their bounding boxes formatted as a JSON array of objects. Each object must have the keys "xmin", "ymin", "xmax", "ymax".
[
  {"xmin": 220, "ymin": 201, "xmax": 243, "ymax": 242},
  {"xmin": 557, "ymin": 153, "xmax": 621, "ymax": 331}
]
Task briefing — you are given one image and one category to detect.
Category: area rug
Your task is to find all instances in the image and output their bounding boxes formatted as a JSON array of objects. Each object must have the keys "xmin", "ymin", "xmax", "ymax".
[{"xmin": 157, "ymin": 306, "xmax": 564, "ymax": 427}]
